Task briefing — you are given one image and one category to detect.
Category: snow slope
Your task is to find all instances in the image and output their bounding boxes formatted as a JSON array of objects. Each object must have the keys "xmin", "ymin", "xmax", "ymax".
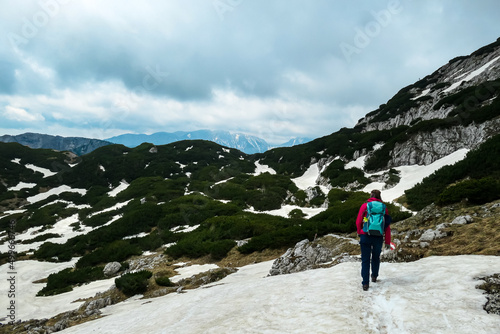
[
  {"xmin": 362, "ymin": 148, "xmax": 469, "ymax": 203},
  {"xmin": 55, "ymin": 255, "xmax": 500, "ymax": 334},
  {"xmin": 291, "ymin": 162, "xmax": 330, "ymax": 195}
]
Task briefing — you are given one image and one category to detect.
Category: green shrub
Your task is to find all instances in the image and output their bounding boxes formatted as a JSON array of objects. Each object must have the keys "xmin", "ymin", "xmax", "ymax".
[
  {"xmin": 155, "ymin": 276, "xmax": 174, "ymax": 287},
  {"xmin": 76, "ymin": 240, "xmax": 141, "ymax": 268},
  {"xmin": 289, "ymin": 209, "xmax": 306, "ymax": 219},
  {"xmin": 209, "ymin": 239, "xmax": 236, "ymax": 260},
  {"xmin": 436, "ymin": 177, "xmax": 500, "ymax": 206},
  {"xmin": 21, "ymin": 233, "xmax": 61, "ymax": 244},
  {"xmin": 37, "ymin": 266, "xmax": 105, "ymax": 296},
  {"xmin": 115, "ymin": 270, "xmax": 152, "ymax": 296}
]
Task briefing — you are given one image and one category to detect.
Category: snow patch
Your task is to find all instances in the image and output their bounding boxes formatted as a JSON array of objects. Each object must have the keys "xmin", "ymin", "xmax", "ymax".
[
  {"xmin": 123, "ymin": 232, "xmax": 149, "ymax": 240},
  {"xmin": 292, "ymin": 163, "xmax": 320, "ymax": 190},
  {"xmin": 253, "ymin": 160, "xmax": 276, "ymax": 175},
  {"xmin": 88, "ymin": 200, "xmax": 132, "ymax": 218},
  {"xmin": 411, "ymin": 88, "xmax": 431, "ymax": 100},
  {"xmin": 170, "ymin": 224, "xmax": 200, "ymax": 233},
  {"xmin": 8, "ymin": 182, "xmax": 37, "ymax": 191},
  {"xmin": 245, "ymin": 204, "xmax": 326, "ymax": 219},
  {"xmin": 170, "ymin": 264, "xmax": 219, "ymax": 283},
  {"xmin": 25, "ymin": 163, "xmax": 57, "ymax": 178},
  {"xmin": 444, "ymin": 55, "xmax": 500, "ymax": 93},
  {"xmin": 108, "ymin": 180, "xmax": 129, "ymax": 197},
  {"xmin": 176, "ymin": 161, "xmax": 187, "ymax": 169},
  {"xmin": 363, "ymin": 148, "xmax": 469, "ymax": 202},
  {"xmin": 345, "ymin": 155, "xmax": 366, "ymax": 170},
  {"xmin": 27, "ymin": 185, "xmax": 87, "ymax": 204}
]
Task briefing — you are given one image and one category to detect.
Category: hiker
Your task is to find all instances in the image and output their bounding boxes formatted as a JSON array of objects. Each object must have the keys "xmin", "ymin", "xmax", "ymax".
[{"xmin": 356, "ymin": 189, "xmax": 391, "ymax": 291}]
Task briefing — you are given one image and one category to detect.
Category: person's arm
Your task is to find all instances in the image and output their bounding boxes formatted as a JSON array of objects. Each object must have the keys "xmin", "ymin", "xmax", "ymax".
[
  {"xmin": 384, "ymin": 205, "xmax": 391, "ymax": 245},
  {"xmin": 384, "ymin": 225, "xmax": 391, "ymax": 245}
]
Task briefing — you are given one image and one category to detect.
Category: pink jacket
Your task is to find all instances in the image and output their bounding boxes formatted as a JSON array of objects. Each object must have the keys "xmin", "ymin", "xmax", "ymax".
[{"xmin": 356, "ymin": 198, "xmax": 391, "ymax": 245}]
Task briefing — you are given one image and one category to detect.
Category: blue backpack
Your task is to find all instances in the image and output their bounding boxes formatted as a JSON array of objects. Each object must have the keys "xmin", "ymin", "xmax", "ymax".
[{"xmin": 363, "ymin": 201, "xmax": 386, "ymax": 236}]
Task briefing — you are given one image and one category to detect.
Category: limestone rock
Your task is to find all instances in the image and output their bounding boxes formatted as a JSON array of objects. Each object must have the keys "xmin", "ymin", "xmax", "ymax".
[
  {"xmin": 419, "ymin": 228, "xmax": 447, "ymax": 242},
  {"xmin": 103, "ymin": 262, "xmax": 122, "ymax": 276},
  {"xmin": 85, "ymin": 296, "xmax": 112, "ymax": 314},
  {"xmin": 269, "ymin": 239, "xmax": 332, "ymax": 276},
  {"xmin": 451, "ymin": 215, "xmax": 473, "ymax": 225}
]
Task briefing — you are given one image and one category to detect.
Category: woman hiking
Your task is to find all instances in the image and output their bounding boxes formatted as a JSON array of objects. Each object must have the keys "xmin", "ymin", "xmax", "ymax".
[{"xmin": 356, "ymin": 189, "xmax": 391, "ymax": 291}]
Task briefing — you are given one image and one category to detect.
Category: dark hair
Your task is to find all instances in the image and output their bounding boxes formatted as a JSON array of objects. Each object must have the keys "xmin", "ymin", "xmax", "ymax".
[{"xmin": 370, "ymin": 189, "xmax": 382, "ymax": 200}]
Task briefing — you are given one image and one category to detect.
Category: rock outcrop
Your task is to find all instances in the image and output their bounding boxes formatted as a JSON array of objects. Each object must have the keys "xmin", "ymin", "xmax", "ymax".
[
  {"xmin": 354, "ymin": 39, "xmax": 500, "ymax": 169},
  {"xmin": 388, "ymin": 118, "xmax": 500, "ymax": 167},
  {"xmin": 269, "ymin": 239, "xmax": 332, "ymax": 276},
  {"xmin": 103, "ymin": 262, "xmax": 122, "ymax": 276}
]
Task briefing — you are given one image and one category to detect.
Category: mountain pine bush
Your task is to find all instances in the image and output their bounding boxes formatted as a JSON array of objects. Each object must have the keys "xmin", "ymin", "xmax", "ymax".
[{"xmin": 115, "ymin": 270, "xmax": 153, "ymax": 296}]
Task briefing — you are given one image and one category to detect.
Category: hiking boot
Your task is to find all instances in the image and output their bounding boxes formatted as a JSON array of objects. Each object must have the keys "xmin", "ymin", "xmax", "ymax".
[
  {"xmin": 362, "ymin": 284, "xmax": 369, "ymax": 291},
  {"xmin": 371, "ymin": 276, "xmax": 377, "ymax": 283}
]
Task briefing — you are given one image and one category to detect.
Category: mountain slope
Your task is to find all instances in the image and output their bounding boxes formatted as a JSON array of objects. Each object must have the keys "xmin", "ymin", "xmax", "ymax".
[
  {"xmin": 1, "ymin": 38, "xmax": 500, "ymax": 333},
  {"xmin": 355, "ymin": 37, "xmax": 500, "ymax": 168},
  {"xmin": 253, "ymin": 37, "xmax": 500, "ymax": 197},
  {"xmin": 0, "ymin": 133, "xmax": 111, "ymax": 156}
]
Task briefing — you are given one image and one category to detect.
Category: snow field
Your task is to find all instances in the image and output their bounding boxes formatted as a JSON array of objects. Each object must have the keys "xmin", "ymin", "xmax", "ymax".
[
  {"xmin": 0, "ymin": 259, "xmax": 221, "ymax": 322},
  {"xmin": 58, "ymin": 255, "xmax": 500, "ymax": 334},
  {"xmin": 362, "ymin": 148, "xmax": 469, "ymax": 203},
  {"xmin": 0, "ymin": 214, "xmax": 93, "ymax": 254}
]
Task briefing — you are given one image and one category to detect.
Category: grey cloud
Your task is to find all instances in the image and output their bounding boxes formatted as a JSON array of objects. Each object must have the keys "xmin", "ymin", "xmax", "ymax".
[{"xmin": 1, "ymin": 0, "xmax": 500, "ymax": 140}]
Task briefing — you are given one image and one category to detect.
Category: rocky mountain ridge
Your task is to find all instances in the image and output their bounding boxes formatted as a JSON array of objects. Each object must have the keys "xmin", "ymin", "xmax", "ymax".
[
  {"xmin": 357, "ymin": 38, "xmax": 500, "ymax": 131},
  {"xmin": 0, "ymin": 133, "xmax": 111, "ymax": 156},
  {"xmin": 355, "ymin": 38, "xmax": 500, "ymax": 168}
]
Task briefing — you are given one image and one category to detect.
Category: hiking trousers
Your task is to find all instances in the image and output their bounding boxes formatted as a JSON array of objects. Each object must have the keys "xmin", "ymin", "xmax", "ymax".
[{"xmin": 359, "ymin": 234, "xmax": 383, "ymax": 285}]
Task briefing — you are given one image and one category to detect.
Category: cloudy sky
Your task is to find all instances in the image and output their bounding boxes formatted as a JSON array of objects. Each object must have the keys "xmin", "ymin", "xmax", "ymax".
[{"xmin": 1, "ymin": 0, "xmax": 499, "ymax": 144}]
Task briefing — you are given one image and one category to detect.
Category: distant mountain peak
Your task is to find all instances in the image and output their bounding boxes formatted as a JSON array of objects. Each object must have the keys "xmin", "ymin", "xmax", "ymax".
[
  {"xmin": 106, "ymin": 130, "xmax": 312, "ymax": 154},
  {"xmin": 0, "ymin": 133, "xmax": 111, "ymax": 156}
]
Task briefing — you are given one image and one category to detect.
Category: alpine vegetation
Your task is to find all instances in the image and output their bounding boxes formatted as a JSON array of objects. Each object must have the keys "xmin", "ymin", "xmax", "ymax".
[{"xmin": 1, "ymin": 38, "xmax": 500, "ymax": 333}]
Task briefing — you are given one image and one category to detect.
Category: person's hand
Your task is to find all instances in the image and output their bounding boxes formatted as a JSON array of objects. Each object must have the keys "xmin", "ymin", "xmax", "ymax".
[{"xmin": 384, "ymin": 244, "xmax": 391, "ymax": 250}]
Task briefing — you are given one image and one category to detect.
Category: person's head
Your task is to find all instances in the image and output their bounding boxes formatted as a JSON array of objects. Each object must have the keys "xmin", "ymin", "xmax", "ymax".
[{"xmin": 370, "ymin": 189, "xmax": 382, "ymax": 200}]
